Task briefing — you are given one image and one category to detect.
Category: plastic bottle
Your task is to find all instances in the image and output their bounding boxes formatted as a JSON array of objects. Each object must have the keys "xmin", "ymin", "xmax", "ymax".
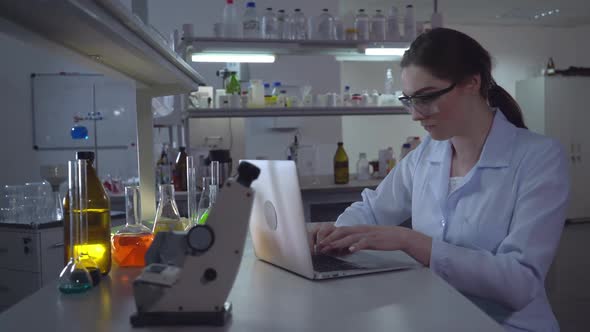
[
  {"xmin": 371, "ymin": 9, "xmax": 386, "ymax": 41},
  {"xmin": 404, "ymin": 5, "xmax": 416, "ymax": 42},
  {"xmin": 355, "ymin": 9, "xmax": 370, "ymax": 41},
  {"xmin": 291, "ymin": 8, "xmax": 308, "ymax": 40},
  {"xmin": 387, "ymin": 6, "xmax": 400, "ymax": 41},
  {"xmin": 370, "ymin": 90, "xmax": 380, "ymax": 106},
  {"xmin": 385, "ymin": 68, "xmax": 395, "ymax": 95},
  {"xmin": 242, "ymin": 2, "xmax": 260, "ymax": 39},
  {"xmin": 277, "ymin": 9, "xmax": 289, "ymax": 39},
  {"xmin": 261, "ymin": 7, "xmax": 278, "ymax": 39},
  {"xmin": 248, "ymin": 79, "xmax": 265, "ymax": 107},
  {"xmin": 356, "ymin": 153, "xmax": 370, "ymax": 181},
  {"xmin": 226, "ymin": 72, "xmax": 241, "ymax": 95},
  {"xmin": 343, "ymin": 85, "xmax": 352, "ymax": 106},
  {"xmin": 222, "ymin": 0, "xmax": 240, "ymax": 38},
  {"xmin": 317, "ymin": 8, "xmax": 335, "ymax": 40}
]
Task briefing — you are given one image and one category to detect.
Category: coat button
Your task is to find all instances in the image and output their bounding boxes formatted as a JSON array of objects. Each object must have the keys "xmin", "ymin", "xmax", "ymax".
[{"xmin": 440, "ymin": 218, "xmax": 446, "ymax": 227}]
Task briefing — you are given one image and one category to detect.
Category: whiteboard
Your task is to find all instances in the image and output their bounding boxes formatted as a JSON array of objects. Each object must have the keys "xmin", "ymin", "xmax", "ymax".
[{"xmin": 32, "ymin": 73, "xmax": 136, "ymax": 150}]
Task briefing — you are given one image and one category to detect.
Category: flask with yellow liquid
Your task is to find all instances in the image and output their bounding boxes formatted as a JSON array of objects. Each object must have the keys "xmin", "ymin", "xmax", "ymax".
[{"xmin": 152, "ymin": 184, "xmax": 185, "ymax": 234}]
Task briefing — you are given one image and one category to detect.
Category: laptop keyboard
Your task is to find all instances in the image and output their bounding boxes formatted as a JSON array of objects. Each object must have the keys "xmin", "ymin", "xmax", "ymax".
[{"xmin": 311, "ymin": 254, "xmax": 362, "ymax": 272}]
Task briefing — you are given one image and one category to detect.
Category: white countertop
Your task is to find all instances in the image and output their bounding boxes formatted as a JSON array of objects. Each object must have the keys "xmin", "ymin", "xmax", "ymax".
[{"xmin": 0, "ymin": 244, "xmax": 503, "ymax": 332}]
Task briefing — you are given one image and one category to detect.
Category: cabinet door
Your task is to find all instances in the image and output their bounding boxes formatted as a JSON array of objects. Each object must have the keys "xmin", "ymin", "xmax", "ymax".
[
  {"xmin": 545, "ymin": 78, "xmax": 581, "ymax": 219},
  {"xmin": 39, "ymin": 228, "xmax": 64, "ymax": 286},
  {"xmin": 0, "ymin": 268, "xmax": 40, "ymax": 310},
  {"xmin": 0, "ymin": 230, "xmax": 39, "ymax": 272}
]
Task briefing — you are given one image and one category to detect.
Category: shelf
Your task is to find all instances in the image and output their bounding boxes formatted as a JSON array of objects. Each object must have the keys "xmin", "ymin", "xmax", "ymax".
[
  {"xmin": 186, "ymin": 37, "xmax": 409, "ymax": 60},
  {"xmin": 185, "ymin": 106, "xmax": 407, "ymax": 118},
  {"xmin": 0, "ymin": 0, "xmax": 205, "ymax": 94}
]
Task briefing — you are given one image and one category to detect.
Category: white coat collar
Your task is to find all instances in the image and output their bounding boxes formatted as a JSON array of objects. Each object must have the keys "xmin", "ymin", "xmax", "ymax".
[{"xmin": 426, "ymin": 109, "xmax": 516, "ymax": 169}]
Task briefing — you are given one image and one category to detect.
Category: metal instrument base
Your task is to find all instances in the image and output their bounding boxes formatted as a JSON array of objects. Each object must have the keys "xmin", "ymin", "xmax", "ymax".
[{"xmin": 130, "ymin": 302, "xmax": 232, "ymax": 327}]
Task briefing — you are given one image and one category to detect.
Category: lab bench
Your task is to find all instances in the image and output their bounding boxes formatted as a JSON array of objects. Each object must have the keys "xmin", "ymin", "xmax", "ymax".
[{"xmin": 0, "ymin": 240, "xmax": 503, "ymax": 332}]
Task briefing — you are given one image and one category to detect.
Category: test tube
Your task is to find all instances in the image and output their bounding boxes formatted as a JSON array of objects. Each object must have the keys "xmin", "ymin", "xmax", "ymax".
[
  {"xmin": 186, "ymin": 156, "xmax": 198, "ymax": 228},
  {"xmin": 210, "ymin": 161, "xmax": 219, "ymax": 204}
]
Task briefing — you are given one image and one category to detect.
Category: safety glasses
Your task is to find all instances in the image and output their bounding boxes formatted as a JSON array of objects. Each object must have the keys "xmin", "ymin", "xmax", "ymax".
[{"xmin": 398, "ymin": 83, "xmax": 456, "ymax": 116}]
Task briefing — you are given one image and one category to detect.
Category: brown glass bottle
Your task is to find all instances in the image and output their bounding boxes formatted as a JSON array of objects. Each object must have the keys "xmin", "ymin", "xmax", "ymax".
[
  {"xmin": 64, "ymin": 152, "xmax": 112, "ymax": 275},
  {"xmin": 173, "ymin": 147, "xmax": 188, "ymax": 191},
  {"xmin": 334, "ymin": 142, "xmax": 349, "ymax": 184}
]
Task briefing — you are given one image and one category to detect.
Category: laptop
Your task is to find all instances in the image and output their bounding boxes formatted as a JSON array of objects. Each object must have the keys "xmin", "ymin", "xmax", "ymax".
[{"xmin": 243, "ymin": 159, "xmax": 420, "ymax": 280}]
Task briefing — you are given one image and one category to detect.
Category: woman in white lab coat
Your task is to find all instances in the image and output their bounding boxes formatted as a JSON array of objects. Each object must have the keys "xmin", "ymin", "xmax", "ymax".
[{"xmin": 314, "ymin": 28, "xmax": 569, "ymax": 332}]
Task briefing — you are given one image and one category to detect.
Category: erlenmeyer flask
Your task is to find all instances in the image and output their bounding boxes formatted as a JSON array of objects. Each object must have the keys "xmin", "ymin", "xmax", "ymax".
[
  {"xmin": 112, "ymin": 186, "xmax": 153, "ymax": 267},
  {"xmin": 197, "ymin": 177, "xmax": 212, "ymax": 225},
  {"xmin": 58, "ymin": 160, "xmax": 92, "ymax": 294},
  {"xmin": 75, "ymin": 159, "xmax": 101, "ymax": 286},
  {"xmin": 152, "ymin": 184, "xmax": 184, "ymax": 234}
]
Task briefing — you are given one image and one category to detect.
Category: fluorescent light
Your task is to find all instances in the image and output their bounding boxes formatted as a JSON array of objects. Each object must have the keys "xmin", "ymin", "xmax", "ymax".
[
  {"xmin": 365, "ymin": 48, "xmax": 409, "ymax": 56},
  {"xmin": 191, "ymin": 53, "xmax": 275, "ymax": 63}
]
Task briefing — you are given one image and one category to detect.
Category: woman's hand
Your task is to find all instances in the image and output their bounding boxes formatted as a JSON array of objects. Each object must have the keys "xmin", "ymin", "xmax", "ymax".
[{"xmin": 316, "ymin": 225, "xmax": 410, "ymax": 254}]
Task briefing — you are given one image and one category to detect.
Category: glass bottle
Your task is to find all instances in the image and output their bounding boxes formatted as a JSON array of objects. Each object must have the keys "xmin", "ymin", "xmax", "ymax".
[
  {"xmin": 63, "ymin": 152, "xmax": 111, "ymax": 276},
  {"xmin": 173, "ymin": 146, "xmax": 188, "ymax": 192},
  {"xmin": 157, "ymin": 144, "xmax": 171, "ymax": 185},
  {"xmin": 386, "ymin": 6, "xmax": 400, "ymax": 41},
  {"xmin": 261, "ymin": 7, "xmax": 278, "ymax": 39},
  {"xmin": 112, "ymin": 186, "xmax": 153, "ymax": 267},
  {"xmin": 371, "ymin": 9, "xmax": 386, "ymax": 41},
  {"xmin": 277, "ymin": 9, "xmax": 289, "ymax": 39},
  {"xmin": 357, "ymin": 153, "xmax": 370, "ymax": 181},
  {"xmin": 242, "ymin": 1, "xmax": 260, "ymax": 39},
  {"xmin": 317, "ymin": 8, "xmax": 335, "ymax": 40},
  {"xmin": 152, "ymin": 184, "xmax": 184, "ymax": 234},
  {"xmin": 334, "ymin": 142, "xmax": 349, "ymax": 184},
  {"xmin": 404, "ymin": 4, "xmax": 416, "ymax": 42},
  {"xmin": 355, "ymin": 9, "xmax": 370, "ymax": 41},
  {"xmin": 291, "ymin": 8, "xmax": 307, "ymax": 40}
]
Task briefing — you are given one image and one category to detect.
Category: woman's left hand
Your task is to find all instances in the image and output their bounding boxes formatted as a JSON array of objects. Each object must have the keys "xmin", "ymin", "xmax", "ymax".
[{"xmin": 317, "ymin": 225, "xmax": 409, "ymax": 254}]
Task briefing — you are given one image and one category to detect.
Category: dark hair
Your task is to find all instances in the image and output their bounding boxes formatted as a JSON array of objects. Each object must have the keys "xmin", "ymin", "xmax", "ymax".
[{"xmin": 400, "ymin": 28, "xmax": 527, "ymax": 129}]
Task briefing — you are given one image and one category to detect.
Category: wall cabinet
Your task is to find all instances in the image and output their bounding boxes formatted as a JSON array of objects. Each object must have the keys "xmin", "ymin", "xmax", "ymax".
[{"xmin": 516, "ymin": 77, "xmax": 590, "ymax": 222}]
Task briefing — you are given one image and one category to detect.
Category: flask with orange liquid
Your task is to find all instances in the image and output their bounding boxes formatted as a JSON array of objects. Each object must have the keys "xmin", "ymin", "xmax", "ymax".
[{"xmin": 112, "ymin": 186, "xmax": 153, "ymax": 267}]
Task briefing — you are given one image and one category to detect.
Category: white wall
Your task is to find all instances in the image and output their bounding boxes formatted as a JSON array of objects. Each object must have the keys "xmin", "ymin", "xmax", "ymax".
[
  {"xmin": 341, "ymin": 24, "xmax": 590, "ymax": 168},
  {"xmin": 0, "ymin": 32, "xmax": 138, "ymax": 186},
  {"xmin": 146, "ymin": 0, "xmax": 342, "ymax": 174}
]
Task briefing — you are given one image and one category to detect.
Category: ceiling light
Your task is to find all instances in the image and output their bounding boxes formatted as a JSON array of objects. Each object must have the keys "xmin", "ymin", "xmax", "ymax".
[
  {"xmin": 534, "ymin": 15, "xmax": 539, "ymax": 19},
  {"xmin": 191, "ymin": 53, "xmax": 276, "ymax": 63},
  {"xmin": 556, "ymin": 9, "xmax": 560, "ymax": 13},
  {"xmin": 365, "ymin": 48, "xmax": 409, "ymax": 56},
  {"xmin": 541, "ymin": 13, "xmax": 546, "ymax": 17}
]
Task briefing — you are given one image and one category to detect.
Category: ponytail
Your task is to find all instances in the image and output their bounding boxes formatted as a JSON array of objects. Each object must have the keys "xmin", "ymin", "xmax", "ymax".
[{"xmin": 488, "ymin": 84, "xmax": 527, "ymax": 129}]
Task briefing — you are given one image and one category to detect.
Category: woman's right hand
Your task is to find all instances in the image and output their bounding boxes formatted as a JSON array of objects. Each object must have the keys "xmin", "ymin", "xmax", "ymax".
[{"xmin": 308, "ymin": 222, "xmax": 350, "ymax": 256}]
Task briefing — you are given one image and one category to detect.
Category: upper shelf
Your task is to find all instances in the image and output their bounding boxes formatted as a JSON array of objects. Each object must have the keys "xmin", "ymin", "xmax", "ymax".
[
  {"xmin": 185, "ymin": 106, "xmax": 407, "ymax": 118},
  {"xmin": 186, "ymin": 37, "xmax": 409, "ymax": 60},
  {"xmin": 0, "ymin": 0, "xmax": 206, "ymax": 94}
]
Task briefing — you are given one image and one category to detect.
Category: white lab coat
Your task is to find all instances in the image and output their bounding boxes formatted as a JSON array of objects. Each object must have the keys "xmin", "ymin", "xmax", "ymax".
[{"xmin": 336, "ymin": 110, "xmax": 570, "ymax": 332}]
